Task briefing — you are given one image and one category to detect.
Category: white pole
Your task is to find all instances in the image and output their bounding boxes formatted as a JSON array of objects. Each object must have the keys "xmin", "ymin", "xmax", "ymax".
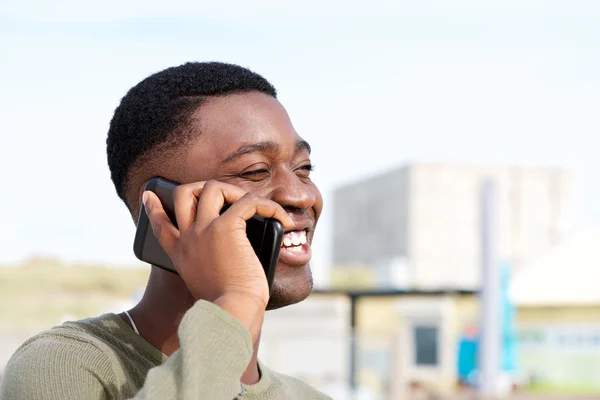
[
  {"xmin": 389, "ymin": 333, "xmax": 407, "ymax": 400},
  {"xmin": 479, "ymin": 179, "xmax": 501, "ymax": 397}
]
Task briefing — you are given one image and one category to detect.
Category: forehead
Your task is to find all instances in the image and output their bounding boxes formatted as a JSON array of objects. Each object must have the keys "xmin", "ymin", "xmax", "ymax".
[{"xmin": 189, "ymin": 91, "xmax": 303, "ymax": 161}]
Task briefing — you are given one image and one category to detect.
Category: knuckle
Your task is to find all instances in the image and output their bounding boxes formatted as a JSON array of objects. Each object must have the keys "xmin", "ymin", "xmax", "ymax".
[
  {"xmin": 268, "ymin": 198, "xmax": 282, "ymax": 208},
  {"xmin": 242, "ymin": 192, "xmax": 259, "ymax": 203},
  {"xmin": 209, "ymin": 218, "xmax": 229, "ymax": 235},
  {"xmin": 178, "ymin": 241, "xmax": 191, "ymax": 257},
  {"xmin": 204, "ymin": 179, "xmax": 221, "ymax": 191}
]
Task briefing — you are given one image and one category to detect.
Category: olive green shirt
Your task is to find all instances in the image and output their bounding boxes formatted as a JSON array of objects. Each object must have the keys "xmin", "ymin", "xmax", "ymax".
[{"xmin": 0, "ymin": 300, "xmax": 332, "ymax": 399}]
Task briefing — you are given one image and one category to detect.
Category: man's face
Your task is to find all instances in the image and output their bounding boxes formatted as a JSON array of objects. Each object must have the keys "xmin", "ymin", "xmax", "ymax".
[{"xmin": 137, "ymin": 91, "xmax": 323, "ymax": 309}]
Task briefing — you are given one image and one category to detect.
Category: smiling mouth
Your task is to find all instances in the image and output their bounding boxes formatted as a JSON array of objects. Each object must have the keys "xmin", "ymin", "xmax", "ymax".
[
  {"xmin": 281, "ymin": 230, "xmax": 307, "ymax": 252},
  {"xmin": 278, "ymin": 229, "xmax": 312, "ymax": 266}
]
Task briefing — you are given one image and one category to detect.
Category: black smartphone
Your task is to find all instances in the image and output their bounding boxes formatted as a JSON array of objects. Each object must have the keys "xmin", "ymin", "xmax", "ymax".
[{"xmin": 133, "ymin": 177, "xmax": 283, "ymax": 293}]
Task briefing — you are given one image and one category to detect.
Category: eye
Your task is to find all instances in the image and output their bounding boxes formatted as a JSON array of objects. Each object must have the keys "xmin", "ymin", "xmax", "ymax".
[
  {"xmin": 296, "ymin": 163, "xmax": 315, "ymax": 178},
  {"xmin": 239, "ymin": 168, "xmax": 271, "ymax": 181}
]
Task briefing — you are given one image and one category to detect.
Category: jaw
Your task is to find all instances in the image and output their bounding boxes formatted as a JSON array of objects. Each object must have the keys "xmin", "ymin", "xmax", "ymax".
[{"xmin": 266, "ymin": 263, "xmax": 313, "ymax": 310}]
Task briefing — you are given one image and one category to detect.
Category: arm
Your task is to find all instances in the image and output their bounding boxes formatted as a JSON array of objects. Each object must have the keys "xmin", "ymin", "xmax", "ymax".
[{"xmin": 132, "ymin": 299, "xmax": 255, "ymax": 400}]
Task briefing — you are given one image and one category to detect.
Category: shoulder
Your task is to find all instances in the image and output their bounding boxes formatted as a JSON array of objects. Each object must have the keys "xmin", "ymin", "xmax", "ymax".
[
  {"xmin": 0, "ymin": 324, "xmax": 118, "ymax": 399},
  {"xmin": 12, "ymin": 316, "xmax": 123, "ymax": 367},
  {"xmin": 8, "ymin": 324, "xmax": 114, "ymax": 365}
]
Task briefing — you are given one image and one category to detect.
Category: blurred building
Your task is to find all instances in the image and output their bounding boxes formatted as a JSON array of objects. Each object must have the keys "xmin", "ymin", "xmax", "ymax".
[
  {"xmin": 261, "ymin": 243, "xmax": 600, "ymax": 398},
  {"xmin": 259, "ymin": 163, "xmax": 596, "ymax": 398},
  {"xmin": 332, "ymin": 163, "xmax": 573, "ymax": 290}
]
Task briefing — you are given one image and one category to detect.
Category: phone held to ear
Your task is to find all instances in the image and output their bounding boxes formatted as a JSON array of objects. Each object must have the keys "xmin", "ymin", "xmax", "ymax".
[{"xmin": 133, "ymin": 177, "xmax": 284, "ymax": 293}]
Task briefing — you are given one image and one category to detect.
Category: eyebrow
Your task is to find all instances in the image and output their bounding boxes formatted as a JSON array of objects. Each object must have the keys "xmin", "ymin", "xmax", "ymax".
[{"xmin": 222, "ymin": 140, "xmax": 311, "ymax": 164}]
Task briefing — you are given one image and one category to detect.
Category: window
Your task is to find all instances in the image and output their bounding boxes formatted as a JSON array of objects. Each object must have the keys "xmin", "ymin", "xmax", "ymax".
[
  {"xmin": 413, "ymin": 325, "xmax": 439, "ymax": 366},
  {"xmin": 518, "ymin": 330, "xmax": 544, "ymax": 345}
]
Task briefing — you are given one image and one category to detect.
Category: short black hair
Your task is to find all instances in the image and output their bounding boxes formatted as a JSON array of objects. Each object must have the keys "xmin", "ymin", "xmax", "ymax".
[{"xmin": 106, "ymin": 61, "xmax": 277, "ymax": 208}]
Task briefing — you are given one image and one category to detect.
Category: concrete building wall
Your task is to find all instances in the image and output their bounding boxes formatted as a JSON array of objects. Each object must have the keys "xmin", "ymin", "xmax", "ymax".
[
  {"xmin": 408, "ymin": 164, "xmax": 573, "ymax": 289},
  {"xmin": 332, "ymin": 167, "xmax": 410, "ymax": 266},
  {"xmin": 408, "ymin": 164, "xmax": 484, "ymax": 289},
  {"xmin": 332, "ymin": 163, "xmax": 573, "ymax": 290}
]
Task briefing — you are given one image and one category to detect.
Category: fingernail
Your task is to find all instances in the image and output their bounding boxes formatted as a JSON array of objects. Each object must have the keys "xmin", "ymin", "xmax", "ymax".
[{"xmin": 142, "ymin": 191, "xmax": 149, "ymax": 207}]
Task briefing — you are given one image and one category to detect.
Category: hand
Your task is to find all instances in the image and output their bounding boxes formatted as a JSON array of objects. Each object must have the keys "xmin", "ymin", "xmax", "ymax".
[{"xmin": 142, "ymin": 180, "xmax": 294, "ymax": 337}]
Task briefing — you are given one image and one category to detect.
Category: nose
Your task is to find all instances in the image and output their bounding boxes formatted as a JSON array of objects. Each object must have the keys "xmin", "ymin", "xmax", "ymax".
[{"xmin": 267, "ymin": 170, "xmax": 316, "ymax": 214}]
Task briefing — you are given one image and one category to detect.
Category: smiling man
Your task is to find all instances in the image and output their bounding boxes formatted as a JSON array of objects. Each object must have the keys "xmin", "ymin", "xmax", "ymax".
[{"xmin": 0, "ymin": 62, "xmax": 331, "ymax": 399}]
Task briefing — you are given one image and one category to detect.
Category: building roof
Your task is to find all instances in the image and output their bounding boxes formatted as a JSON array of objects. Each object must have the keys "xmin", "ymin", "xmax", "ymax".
[
  {"xmin": 312, "ymin": 288, "xmax": 476, "ymax": 298},
  {"xmin": 509, "ymin": 229, "xmax": 600, "ymax": 307}
]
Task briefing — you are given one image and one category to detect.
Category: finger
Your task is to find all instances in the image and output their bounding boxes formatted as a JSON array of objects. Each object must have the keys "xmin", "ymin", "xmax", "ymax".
[
  {"xmin": 143, "ymin": 191, "xmax": 180, "ymax": 257},
  {"xmin": 220, "ymin": 193, "xmax": 295, "ymax": 231},
  {"xmin": 194, "ymin": 180, "xmax": 248, "ymax": 230},
  {"xmin": 173, "ymin": 181, "xmax": 207, "ymax": 232}
]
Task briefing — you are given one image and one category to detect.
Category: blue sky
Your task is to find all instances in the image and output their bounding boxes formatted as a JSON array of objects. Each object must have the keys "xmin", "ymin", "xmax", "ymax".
[{"xmin": 1, "ymin": 1, "xmax": 599, "ymax": 285}]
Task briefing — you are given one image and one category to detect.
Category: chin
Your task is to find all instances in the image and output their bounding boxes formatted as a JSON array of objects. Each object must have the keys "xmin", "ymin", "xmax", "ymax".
[{"xmin": 266, "ymin": 264, "xmax": 313, "ymax": 310}]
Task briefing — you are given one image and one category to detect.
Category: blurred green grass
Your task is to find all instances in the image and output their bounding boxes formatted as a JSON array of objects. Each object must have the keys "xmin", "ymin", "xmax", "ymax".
[
  {"xmin": 519, "ymin": 352, "xmax": 600, "ymax": 395},
  {"xmin": 0, "ymin": 257, "xmax": 149, "ymax": 332},
  {"xmin": 527, "ymin": 382, "xmax": 600, "ymax": 395}
]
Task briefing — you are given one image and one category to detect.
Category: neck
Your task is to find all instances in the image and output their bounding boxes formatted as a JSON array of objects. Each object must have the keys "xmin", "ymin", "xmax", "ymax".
[{"xmin": 124, "ymin": 267, "xmax": 262, "ymax": 384}]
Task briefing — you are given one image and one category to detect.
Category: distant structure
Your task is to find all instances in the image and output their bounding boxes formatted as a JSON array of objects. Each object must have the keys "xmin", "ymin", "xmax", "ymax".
[{"xmin": 332, "ymin": 163, "xmax": 573, "ymax": 290}]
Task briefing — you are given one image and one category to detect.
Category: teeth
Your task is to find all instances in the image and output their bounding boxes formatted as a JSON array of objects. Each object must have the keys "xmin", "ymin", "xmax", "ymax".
[{"xmin": 282, "ymin": 230, "xmax": 307, "ymax": 248}]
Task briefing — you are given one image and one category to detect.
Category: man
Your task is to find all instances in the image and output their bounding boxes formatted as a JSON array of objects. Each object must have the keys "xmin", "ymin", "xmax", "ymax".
[{"xmin": 0, "ymin": 62, "xmax": 331, "ymax": 399}]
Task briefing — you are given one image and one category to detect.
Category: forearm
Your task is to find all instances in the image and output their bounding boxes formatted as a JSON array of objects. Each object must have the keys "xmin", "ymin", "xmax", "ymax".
[{"xmin": 131, "ymin": 300, "xmax": 254, "ymax": 399}]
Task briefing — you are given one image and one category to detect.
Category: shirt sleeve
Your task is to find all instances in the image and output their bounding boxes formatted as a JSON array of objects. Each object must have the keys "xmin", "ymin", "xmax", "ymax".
[{"xmin": 131, "ymin": 300, "xmax": 253, "ymax": 400}]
